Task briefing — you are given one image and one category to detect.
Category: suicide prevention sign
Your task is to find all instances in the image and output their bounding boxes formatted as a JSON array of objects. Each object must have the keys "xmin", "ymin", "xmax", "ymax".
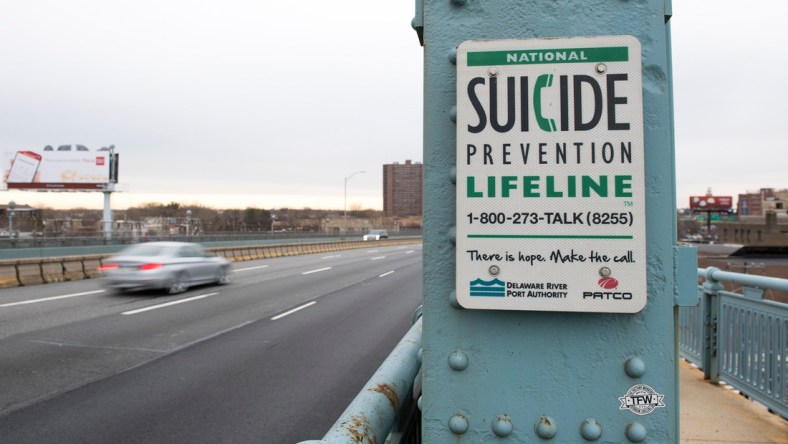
[{"xmin": 456, "ymin": 35, "xmax": 646, "ymax": 313}]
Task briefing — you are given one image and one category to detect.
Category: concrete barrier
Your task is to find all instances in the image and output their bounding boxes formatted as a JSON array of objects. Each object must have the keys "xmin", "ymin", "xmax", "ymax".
[{"xmin": 0, "ymin": 238, "xmax": 420, "ymax": 288}]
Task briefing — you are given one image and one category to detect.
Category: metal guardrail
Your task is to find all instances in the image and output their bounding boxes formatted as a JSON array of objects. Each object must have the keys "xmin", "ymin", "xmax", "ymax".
[
  {"xmin": 0, "ymin": 232, "xmax": 423, "ymax": 260},
  {"xmin": 0, "ymin": 238, "xmax": 421, "ymax": 288},
  {"xmin": 0, "ymin": 232, "xmax": 338, "ymax": 251},
  {"xmin": 680, "ymin": 267, "xmax": 788, "ymax": 419},
  {"xmin": 298, "ymin": 313, "xmax": 422, "ymax": 444}
]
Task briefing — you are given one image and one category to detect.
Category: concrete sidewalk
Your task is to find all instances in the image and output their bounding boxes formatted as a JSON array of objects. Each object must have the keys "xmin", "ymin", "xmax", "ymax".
[{"xmin": 680, "ymin": 359, "xmax": 788, "ymax": 443}]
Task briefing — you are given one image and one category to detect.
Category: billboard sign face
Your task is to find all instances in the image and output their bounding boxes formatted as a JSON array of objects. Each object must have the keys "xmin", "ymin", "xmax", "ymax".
[
  {"xmin": 689, "ymin": 195, "xmax": 732, "ymax": 211},
  {"xmin": 455, "ymin": 35, "xmax": 647, "ymax": 313},
  {"xmin": 3, "ymin": 150, "xmax": 110, "ymax": 190}
]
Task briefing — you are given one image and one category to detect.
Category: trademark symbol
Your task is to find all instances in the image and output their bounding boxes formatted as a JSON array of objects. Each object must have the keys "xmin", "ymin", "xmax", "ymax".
[{"xmin": 624, "ymin": 201, "xmax": 633, "ymax": 207}]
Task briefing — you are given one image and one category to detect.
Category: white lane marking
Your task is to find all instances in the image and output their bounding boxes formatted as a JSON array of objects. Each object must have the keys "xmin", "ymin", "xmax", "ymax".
[
  {"xmin": 322, "ymin": 255, "xmax": 340, "ymax": 259},
  {"xmin": 0, "ymin": 290, "xmax": 105, "ymax": 307},
  {"xmin": 370, "ymin": 256, "xmax": 386, "ymax": 261},
  {"xmin": 379, "ymin": 271, "xmax": 395, "ymax": 278},
  {"xmin": 302, "ymin": 267, "xmax": 331, "ymax": 275},
  {"xmin": 405, "ymin": 250, "xmax": 416, "ymax": 254},
  {"xmin": 366, "ymin": 250, "xmax": 379, "ymax": 253},
  {"xmin": 271, "ymin": 301, "xmax": 316, "ymax": 320},
  {"xmin": 121, "ymin": 292, "xmax": 218, "ymax": 315},
  {"xmin": 233, "ymin": 265, "xmax": 269, "ymax": 272}
]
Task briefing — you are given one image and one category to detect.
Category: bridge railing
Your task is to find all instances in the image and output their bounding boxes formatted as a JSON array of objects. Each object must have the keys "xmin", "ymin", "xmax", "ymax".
[
  {"xmin": 680, "ymin": 267, "xmax": 788, "ymax": 419},
  {"xmin": 298, "ymin": 310, "xmax": 423, "ymax": 444},
  {"xmin": 295, "ymin": 265, "xmax": 787, "ymax": 444},
  {"xmin": 0, "ymin": 238, "xmax": 421, "ymax": 288},
  {"xmin": 0, "ymin": 232, "xmax": 422, "ymax": 260}
]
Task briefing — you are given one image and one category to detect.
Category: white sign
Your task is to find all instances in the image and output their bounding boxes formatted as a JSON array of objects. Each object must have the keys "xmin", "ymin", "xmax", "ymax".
[
  {"xmin": 456, "ymin": 35, "xmax": 646, "ymax": 313},
  {"xmin": 3, "ymin": 150, "xmax": 110, "ymax": 190}
]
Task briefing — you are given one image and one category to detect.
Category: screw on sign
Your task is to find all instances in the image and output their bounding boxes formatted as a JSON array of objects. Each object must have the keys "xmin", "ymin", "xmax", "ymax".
[{"xmin": 598, "ymin": 267, "xmax": 618, "ymax": 289}]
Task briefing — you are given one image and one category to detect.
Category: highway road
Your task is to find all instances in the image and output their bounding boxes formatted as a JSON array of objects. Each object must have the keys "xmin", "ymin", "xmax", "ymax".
[{"xmin": 0, "ymin": 243, "xmax": 423, "ymax": 443}]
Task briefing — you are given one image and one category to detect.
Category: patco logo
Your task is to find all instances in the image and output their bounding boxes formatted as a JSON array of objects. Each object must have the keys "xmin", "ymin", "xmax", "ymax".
[
  {"xmin": 583, "ymin": 267, "xmax": 632, "ymax": 300},
  {"xmin": 597, "ymin": 267, "xmax": 618, "ymax": 289}
]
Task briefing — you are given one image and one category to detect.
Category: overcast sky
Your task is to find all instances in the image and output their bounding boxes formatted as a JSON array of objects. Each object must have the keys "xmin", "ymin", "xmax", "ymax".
[{"xmin": 1, "ymin": 1, "xmax": 785, "ymax": 211}]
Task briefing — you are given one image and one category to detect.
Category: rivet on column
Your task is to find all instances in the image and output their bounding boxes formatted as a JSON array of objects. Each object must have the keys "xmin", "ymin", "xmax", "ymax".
[
  {"xmin": 448, "ymin": 350, "xmax": 469, "ymax": 371},
  {"xmin": 534, "ymin": 416, "xmax": 557, "ymax": 439},
  {"xmin": 625, "ymin": 422, "xmax": 647, "ymax": 442},
  {"xmin": 449, "ymin": 413, "xmax": 469, "ymax": 434},
  {"xmin": 579, "ymin": 418, "xmax": 602, "ymax": 441},
  {"xmin": 624, "ymin": 357, "xmax": 646, "ymax": 378},
  {"xmin": 492, "ymin": 414, "xmax": 513, "ymax": 437}
]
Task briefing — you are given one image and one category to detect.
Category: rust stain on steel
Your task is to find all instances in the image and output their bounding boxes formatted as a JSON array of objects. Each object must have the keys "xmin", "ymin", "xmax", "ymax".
[
  {"xmin": 370, "ymin": 383, "xmax": 399, "ymax": 412},
  {"xmin": 344, "ymin": 415, "xmax": 376, "ymax": 444}
]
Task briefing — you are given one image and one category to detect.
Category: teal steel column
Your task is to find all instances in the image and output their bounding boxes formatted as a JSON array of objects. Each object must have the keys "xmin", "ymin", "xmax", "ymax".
[{"xmin": 418, "ymin": 1, "xmax": 677, "ymax": 442}]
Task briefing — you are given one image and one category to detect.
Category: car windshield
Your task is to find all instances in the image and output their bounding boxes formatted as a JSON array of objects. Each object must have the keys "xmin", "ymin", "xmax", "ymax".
[
  {"xmin": 118, "ymin": 244, "xmax": 170, "ymax": 257},
  {"xmin": 369, "ymin": 230, "xmax": 385, "ymax": 235}
]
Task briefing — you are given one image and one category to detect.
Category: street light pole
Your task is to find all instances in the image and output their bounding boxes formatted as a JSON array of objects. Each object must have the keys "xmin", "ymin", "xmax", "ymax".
[
  {"xmin": 7, "ymin": 200, "xmax": 15, "ymax": 238},
  {"xmin": 186, "ymin": 209, "xmax": 192, "ymax": 237},
  {"xmin": 344, "ymin": 170, "xmax": 365, "ymax": 237}
]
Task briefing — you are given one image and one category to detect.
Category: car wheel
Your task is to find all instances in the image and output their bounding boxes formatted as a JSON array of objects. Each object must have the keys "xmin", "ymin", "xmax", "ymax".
[
  {"xmin": 167, "ymin": 272, "xmax": 189, "ymax": 294},
  {"xmin": 216, "ymin": 267, "xmax": 231, "ymax": 285}
]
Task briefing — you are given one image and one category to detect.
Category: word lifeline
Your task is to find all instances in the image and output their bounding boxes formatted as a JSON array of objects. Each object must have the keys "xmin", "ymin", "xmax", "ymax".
[{"xmin": 466, "ymin": 175, "xmax": 633, "ymax": 198}]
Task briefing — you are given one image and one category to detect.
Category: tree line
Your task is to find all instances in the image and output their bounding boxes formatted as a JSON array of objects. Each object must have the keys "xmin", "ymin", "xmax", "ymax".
[{"xmin": 3, "ymin": 202, "xmax": 384, "ymax": 235}]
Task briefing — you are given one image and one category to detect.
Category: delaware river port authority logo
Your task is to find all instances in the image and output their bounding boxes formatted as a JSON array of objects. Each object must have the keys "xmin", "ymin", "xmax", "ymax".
[
  {"xmin": 618, "ymin": 384, "xmax": 666, "ymax": 416},
  {"xmin": 469, "ymin": 278, "xmax": 506, "ymax": 297}
]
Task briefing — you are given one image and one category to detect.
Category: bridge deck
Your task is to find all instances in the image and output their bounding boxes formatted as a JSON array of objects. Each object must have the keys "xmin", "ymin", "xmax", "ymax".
[{"xmin": 680, "ymin": 359, "xmax": 788, "ymax": 443}]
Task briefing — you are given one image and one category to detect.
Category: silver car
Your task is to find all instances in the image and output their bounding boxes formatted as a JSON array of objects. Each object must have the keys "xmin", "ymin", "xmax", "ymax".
[
  {"xmin": 98, "ymin": 242, "xmax": 231, "ymax": 294},
  {"xmin": 363, "ymin": 229, "xmax": 389, "ymax": 241}
]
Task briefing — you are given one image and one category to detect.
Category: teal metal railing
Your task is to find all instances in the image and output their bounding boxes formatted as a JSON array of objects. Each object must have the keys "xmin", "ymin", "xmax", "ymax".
[
  {"xmin": 680, "ymin": 267, "xmax": 788, "ymax": 419},
  {"xmin": 301, "ymin": 267, "xmax": 787, "ymax": 444},
  {"xmin": 298, "ymin": 313, "xmax": 422, "ymax": 444}
]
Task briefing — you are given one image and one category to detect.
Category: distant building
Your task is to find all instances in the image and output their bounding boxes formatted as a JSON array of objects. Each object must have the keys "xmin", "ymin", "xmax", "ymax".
[
  {"xmin": 717, "ymin": 211, "xmax": 788, "ymax": 245},
  {"xmin": 383, "ymin": 160, "xmax": 423, "ymax": 217},
  {"xmin": 737, "ymin": 188, "xmax": 788, "ymax": 216}
]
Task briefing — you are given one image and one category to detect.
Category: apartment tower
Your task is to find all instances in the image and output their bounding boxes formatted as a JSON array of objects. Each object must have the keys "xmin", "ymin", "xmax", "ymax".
[{"xmin": 382, "ymin": 160, "xmax": 423, "ymax": 217}]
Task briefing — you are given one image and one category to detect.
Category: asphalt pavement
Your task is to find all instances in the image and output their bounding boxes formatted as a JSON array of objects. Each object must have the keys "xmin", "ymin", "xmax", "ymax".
[{"xmin": 0, "ymin": 244, "xmax": 424, "ymax": 443}]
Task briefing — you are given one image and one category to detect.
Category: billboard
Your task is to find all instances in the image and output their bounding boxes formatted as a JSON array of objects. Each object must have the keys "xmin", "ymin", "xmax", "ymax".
[
  {"xmin": 3, "ymin": 149, "xmax": 112, "ymax": 190},
  {"xmin": 689, "ymin": 195, "xmax": 732, "ymax": 211}
]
